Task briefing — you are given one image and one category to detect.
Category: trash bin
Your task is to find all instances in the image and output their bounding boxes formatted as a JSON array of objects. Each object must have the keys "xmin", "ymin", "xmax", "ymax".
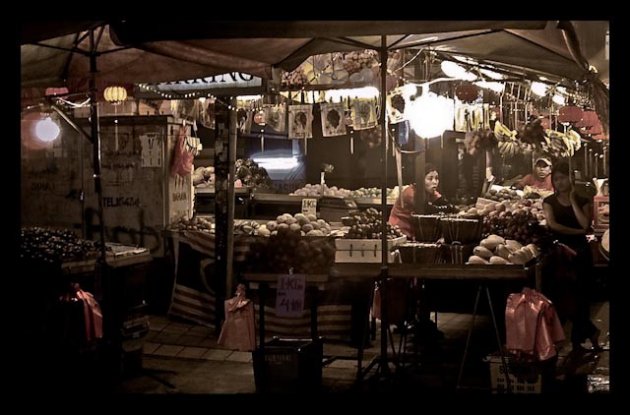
[{"xmin": 252, "ymin": 337, "xmax": 323, "ymax": 393}]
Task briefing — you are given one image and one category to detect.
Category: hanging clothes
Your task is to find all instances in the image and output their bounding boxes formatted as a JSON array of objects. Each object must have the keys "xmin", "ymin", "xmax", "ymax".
[{"xmin": 505, "ymin": 287, "xmax": 565, "ymax": 361}]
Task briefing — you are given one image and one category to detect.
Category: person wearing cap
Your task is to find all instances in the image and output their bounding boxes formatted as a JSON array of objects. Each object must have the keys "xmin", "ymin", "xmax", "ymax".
[
  {"xmin": 388, "ymin": 163, "xmax": 456, "ymax": 239},
  {"xmin": 515, "ymin": 157, "xmax": 553, "ymax": 191}
]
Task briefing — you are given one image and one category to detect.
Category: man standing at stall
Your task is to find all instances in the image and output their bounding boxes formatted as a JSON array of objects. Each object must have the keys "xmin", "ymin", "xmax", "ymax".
[{"xmin": 515, "ymin": 157, "xmax": 553, "ymax": 192}]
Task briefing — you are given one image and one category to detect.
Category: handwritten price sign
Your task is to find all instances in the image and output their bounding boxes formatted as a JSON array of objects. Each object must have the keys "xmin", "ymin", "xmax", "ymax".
[
  {"xmin": 275, "ymin": 274, "xmax": 306, "ymax": 317},
  {"xmin": 301, "ymin": 198, "xmax": 317, "ymax": 216}
]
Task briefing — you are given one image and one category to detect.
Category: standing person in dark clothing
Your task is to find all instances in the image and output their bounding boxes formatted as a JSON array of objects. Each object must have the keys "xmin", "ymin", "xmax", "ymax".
[{"xmin": 542, "ymin": 162, "xmax": 602, "ymax": 352}]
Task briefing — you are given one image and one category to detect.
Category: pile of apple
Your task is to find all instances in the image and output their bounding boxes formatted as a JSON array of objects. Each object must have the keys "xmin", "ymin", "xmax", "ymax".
[
  {"xmin": 171, "ymin": 216, "xmax": 213, "ymax": 232},
  {"xmin": 482, "ymin": 206, "xmax": 550, "ymax": 247},
  {"xmin": 255, "ymin": 213, "xmax": 333, "ymax": 237},
  {"xmin": 461, "ymin": 198, "xmax": 546, "ymax": 225},
  {"xmin": 244, "ymin": 225, "xmax": 336, "ymax": 274},
  {"xmin": 291, "ymin": 184, "xmax": 353, "ymax": 198},
  {"xmin": 342, "ymin": 208, "xmax": 405, "ymax": 240}
]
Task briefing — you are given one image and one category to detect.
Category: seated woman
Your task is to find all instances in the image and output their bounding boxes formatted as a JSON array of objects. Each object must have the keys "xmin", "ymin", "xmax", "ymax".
[{"xmin": 388, "ymin": 163, "xmax": 456, "ymax": 239}]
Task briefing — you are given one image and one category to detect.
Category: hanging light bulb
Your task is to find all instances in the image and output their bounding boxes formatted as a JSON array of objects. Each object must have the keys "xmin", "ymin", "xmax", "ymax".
[
  {"xmin": 440, "ymin": 61, "xmax": 477, "ymax": 81},
  {"xmin": 474, "ymin": 81, "xmax": 505, "ymax": 94},
  {"xmin": 34, "ymin": 115, "xmax": 60, "ymax": 142},
  {"xmin": 478, "ymin": 68, "xmax": 504, "ymax": 80},
  {"xmin": 552, "ymin": 94, "xmax": 566, "ymax": 106},
  {"xmin": 530, "ymin": 82, "xmax": 549, "ymax": 97},
  {"xmin": 408, "ymin": 85, "xmax": 454, "ymax": 139}
]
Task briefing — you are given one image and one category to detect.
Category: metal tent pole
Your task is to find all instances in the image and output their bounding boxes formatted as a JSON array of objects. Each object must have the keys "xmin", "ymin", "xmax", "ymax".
[
  {"xmin": 88, "ymin": 29, "xmax": 107, "ymax": 269},
  {"xmin": 378, "ymin": 35, "xmax": 390, "ymax": 377}
]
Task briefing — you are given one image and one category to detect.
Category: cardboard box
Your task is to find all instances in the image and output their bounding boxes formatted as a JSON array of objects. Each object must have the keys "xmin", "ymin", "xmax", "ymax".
[{"xmin": 486, "ymin": 354, "xmax": 542, "ymax": 394}]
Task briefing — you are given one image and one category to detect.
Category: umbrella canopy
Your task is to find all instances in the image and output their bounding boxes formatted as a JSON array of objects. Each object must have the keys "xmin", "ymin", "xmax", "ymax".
[
  {"xmin": 21, "ymin": 20, "xmax": 608, "ymax": 131},
  {"xmin": 22, "ymin": 20, "xmax": 607, "ymax": 93}
]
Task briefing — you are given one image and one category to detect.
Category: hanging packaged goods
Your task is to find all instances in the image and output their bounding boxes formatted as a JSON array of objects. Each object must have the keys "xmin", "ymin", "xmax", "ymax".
[
  {"xmin": 320, "ymin": 103, "xmax": 347, "ymax": 137},
  {"xmin": 288, "ymin": 104, "xmax": 313, "ymax": 139}
]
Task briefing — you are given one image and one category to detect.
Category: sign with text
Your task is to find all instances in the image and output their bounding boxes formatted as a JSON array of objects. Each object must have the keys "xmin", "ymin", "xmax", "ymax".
[
  {"xmin": 275, "ymin": 274, "xmax": 306, "ymax": 317},
  {"xmin": 140, "ymin": 133, "xmax": 162, "ymax": 167},
  {"xmin": 301, "ymin": 198, "xmax": 317, "ymax": 216}
]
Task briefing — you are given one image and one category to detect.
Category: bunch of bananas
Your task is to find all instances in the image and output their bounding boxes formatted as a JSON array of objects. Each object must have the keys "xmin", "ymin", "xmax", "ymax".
[
  {"xmin": 495, "ymin": 121, "xmax": 521, "ymax": 158},
  {"xmin": 544, "ymin": 129, "xmax": 581, "ymax": 158}
]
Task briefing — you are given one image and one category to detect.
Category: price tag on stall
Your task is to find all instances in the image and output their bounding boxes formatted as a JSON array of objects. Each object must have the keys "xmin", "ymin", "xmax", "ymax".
[
  {"xmin": 301, "ymin": 198, "xmax": 317, "ymax": 216},
  {"xmin": 275, "ymin": 273, "xmax": 306, "ymax": 317}
]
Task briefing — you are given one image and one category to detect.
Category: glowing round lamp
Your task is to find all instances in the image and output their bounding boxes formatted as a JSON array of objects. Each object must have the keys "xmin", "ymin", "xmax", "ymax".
[
  {"xmin": 103, "ymin": 86, "xmax": 128, "ymax": 104},
  {"xmin": 408, "ymin": 87, "xmax": 455, "ymax": 139},
  {"xmin": 35, "ymin": 116, "xmax": 60, "ymax": 142}
]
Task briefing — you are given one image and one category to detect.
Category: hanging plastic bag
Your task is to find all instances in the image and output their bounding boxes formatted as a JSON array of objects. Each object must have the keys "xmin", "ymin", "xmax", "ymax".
[
  {"xmin": 218, "ymin": 284, "xmax": 256, "ymax": 352},
  {"xmin": 171, "ymin": 125, "xmax": 195, "ymax": 177}
]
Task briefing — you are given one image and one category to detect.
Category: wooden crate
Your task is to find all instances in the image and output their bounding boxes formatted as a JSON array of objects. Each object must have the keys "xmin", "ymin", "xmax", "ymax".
[
  {"xmin": 335, "ymin": 249, "xmax": 400, "ymax": 263},
  {"xmin": 334, "ymin": 236, "xmax": 406, "ymax": 251}
]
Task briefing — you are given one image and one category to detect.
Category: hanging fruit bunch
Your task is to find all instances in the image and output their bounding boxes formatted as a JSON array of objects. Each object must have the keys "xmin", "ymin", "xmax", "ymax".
[
  {"xmin": 494, "ymin": 120, "xmax": 523, "ymax": 159},
  {"xmin": 542, "ymin": 129, "xmax": 581, "ymax": 159},
  {"xmin": 339, "ymin": 50, "xmax": 378, "ymax": 74},
  {"xmin": 281, "ymin": 69, "xmax": 309, "ymax": 89},
  {"xmin": 518, "ymin": 117, "xmax": 546, "ymax": 147},
  {"xmin": 464, "ymin": 128, "xmax": 496, "ymax": 157}
]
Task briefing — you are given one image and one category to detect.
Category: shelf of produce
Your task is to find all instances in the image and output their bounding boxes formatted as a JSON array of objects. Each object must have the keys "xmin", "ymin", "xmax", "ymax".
[
  {"xmin": 59, "ymin": 252, "xmax": 152, "ymax": 274},
  {"xmin": 242, "ymin": 273, "xmax": 329, "ymax": 287},
  {"xmin": 195, "ymin": 186, "xmax": 251, "ymax": 195},
  {"xmin": 61, "ymin": 258, "xmax": 98, "ymax": 275},
  {"xmin": 251, "ymin": 193, "xmax": 309, "ymax": 204},
  {"xmin": 353, "ymin": 197, "xmax": 396, "ymax": 206}
]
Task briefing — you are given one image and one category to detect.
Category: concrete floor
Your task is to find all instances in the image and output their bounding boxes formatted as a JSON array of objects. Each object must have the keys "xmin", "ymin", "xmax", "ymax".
[{"xmin": 113, "ymin": 301, "xmax": 610, "ymax": 395}]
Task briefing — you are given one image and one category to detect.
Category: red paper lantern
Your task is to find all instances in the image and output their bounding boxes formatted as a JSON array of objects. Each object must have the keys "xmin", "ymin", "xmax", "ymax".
[
  {"xmin": 455, "ymin": 83, "xmax": 479, "ymax": 102},
  {"xmin": 45, "ymin": 86, "xmax": 69, "ymax": 97},
  {"xmin": 576, "ymin": 111, "xmax": 598, "ymax": 128},
  {"xmin": 558, "ymin": 106, "xmax": 583, "ymax": 123}
]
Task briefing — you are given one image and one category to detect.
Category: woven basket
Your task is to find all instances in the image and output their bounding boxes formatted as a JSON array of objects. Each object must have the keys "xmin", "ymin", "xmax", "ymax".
[
  {"xmin": 412, "ymin": 214, "xmax": 442, "ymax": 242},
  {"xmin": 440, "ymin": 217, "xmax": 483, "ymax": 244},
  {"xmin": 398, "ymin": 242, "xmax": 440, "ymax": 264}
]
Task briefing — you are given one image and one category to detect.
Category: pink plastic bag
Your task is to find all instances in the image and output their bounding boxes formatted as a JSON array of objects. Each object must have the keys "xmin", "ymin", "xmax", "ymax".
[
  {"xmin": 218, "ymin": 284, "xmax": 256, "ymax": 352},
  {"xmin": 171, "ymin": 126, "xmax": 194, "ymax": 177}
]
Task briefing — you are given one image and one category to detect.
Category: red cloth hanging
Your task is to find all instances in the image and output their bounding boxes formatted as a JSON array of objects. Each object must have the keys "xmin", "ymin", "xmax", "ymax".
[{"xmin": 170, "ymin": 125, "xmax": 194, "ymax": 177}]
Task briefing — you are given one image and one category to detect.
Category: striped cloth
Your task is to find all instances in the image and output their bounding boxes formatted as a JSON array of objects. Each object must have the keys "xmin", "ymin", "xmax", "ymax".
[
  {"xmin": 253, "ymin": 304, "xmax": 352, "ymax": 341},
  {"xmin": 167, "ymin": 231, "xmax": 354, "ymax": 340},
  {"xmin": 169, "ymin": 283, "xmax": 217, "ymax": 328}
]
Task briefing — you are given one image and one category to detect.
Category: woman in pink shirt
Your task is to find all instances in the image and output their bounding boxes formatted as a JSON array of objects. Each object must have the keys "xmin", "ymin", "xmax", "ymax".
[{"xmin": 388, "ymin": 163, "xmax": 455, "ymax": 239}]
